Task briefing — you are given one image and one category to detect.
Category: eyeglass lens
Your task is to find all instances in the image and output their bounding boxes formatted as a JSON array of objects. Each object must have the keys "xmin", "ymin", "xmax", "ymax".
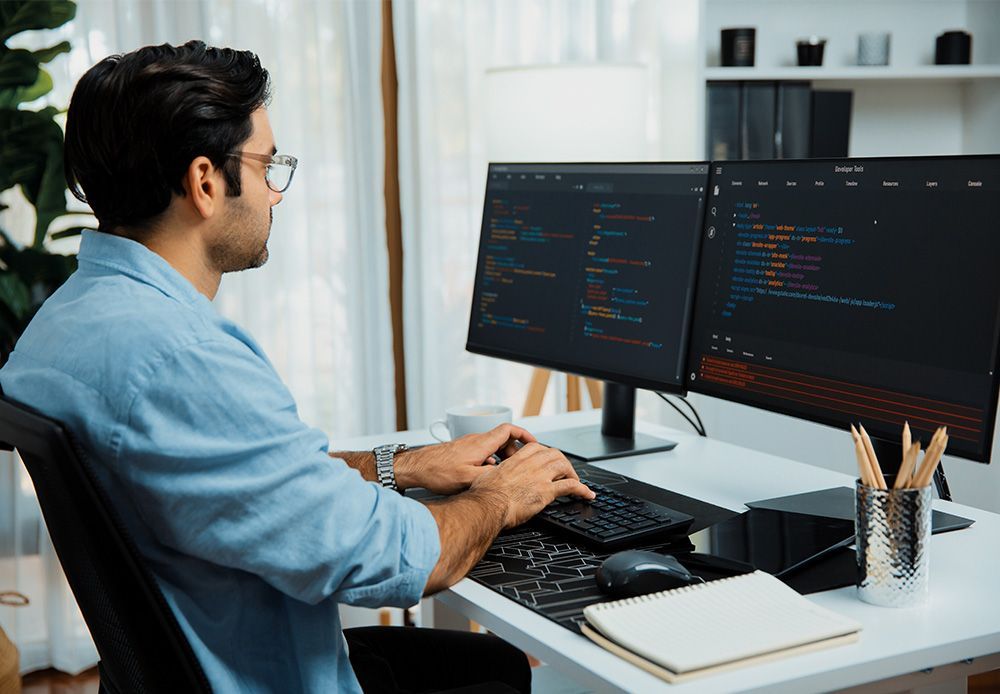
[{"xmin": 265, "ymin": 164, "xmax": 293, "ymax": 193}]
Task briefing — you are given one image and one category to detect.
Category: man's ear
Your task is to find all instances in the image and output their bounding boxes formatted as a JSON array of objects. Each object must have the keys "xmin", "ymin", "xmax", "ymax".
[{"xmin": 182, "ymin": 156, "xmax": 224, "ymax": 219}]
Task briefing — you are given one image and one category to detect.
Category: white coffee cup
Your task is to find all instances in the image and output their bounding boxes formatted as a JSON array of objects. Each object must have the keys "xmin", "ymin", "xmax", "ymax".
[{"xmin": 430, "ymin": 404, "xmax": 513, "ymax": 442}]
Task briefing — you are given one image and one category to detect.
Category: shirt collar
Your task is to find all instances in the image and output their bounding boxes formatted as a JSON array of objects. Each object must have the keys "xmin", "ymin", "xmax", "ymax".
[{"xmin": 76, "ymin": 230, "xmax": 213, "ymax": 311}]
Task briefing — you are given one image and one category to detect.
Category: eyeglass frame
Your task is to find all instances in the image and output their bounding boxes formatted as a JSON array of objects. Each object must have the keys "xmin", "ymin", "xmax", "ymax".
[{"xmin": 229, "ymin": 151, "xmax": 298, "ymax": 193}]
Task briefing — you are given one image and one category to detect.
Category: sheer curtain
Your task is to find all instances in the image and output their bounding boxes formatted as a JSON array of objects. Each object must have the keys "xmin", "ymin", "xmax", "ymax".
[
  {"xmin": 393, "ymin": 0, "xmax": 702, "ymax": 430},
  {"xmin": 0, "ymin": 0, "xmax": 391, "ymax": 673}
]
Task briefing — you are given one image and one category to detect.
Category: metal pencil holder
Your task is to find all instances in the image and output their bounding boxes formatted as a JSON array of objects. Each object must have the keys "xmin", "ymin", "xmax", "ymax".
[{"xmin": 855, "ymin": 478, "xmax": 932, "ymax": 607}]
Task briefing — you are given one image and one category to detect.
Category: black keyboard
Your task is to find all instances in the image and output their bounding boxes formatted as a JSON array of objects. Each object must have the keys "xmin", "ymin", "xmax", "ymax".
[{"xmin": 535, "ymin": 479, "xmax": 694, "ymax": 549}]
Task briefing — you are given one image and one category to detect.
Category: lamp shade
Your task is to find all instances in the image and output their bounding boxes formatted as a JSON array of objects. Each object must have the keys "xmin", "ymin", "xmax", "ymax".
[{"xmin": 484, "ymin": 64, "xmax": 649, "ymax": 162}]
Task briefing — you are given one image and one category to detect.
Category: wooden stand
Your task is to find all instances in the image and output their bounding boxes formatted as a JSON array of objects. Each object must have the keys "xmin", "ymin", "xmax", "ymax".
[{"xmin": 523, "ymin": 368, "xmax": 603, "ymax": 416}]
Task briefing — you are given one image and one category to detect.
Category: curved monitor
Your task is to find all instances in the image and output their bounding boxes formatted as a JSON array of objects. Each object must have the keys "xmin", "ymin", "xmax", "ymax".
[{"xmin": 686, "ymin": 156, "xmax": 1000, "ymax": 463}]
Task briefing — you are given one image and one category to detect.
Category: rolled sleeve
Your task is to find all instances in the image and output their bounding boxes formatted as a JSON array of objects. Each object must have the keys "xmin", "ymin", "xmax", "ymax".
[
  {"xmin": 117, "ymin": 338, "xmax": 442, "ymax": 607},
  {"xmin": 335, "ymin": 496, "xmax": 439, "ymax": 607}
]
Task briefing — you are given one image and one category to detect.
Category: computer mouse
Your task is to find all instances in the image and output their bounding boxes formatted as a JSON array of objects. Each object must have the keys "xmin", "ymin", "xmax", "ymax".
[{"xmin": 595, "ymin": 550, "xmax": 697, "ymax": 597}]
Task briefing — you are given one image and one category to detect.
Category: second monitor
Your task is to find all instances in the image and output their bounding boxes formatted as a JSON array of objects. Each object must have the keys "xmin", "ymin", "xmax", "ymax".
[
  {"xmin": 466, "ymin": 162, "xmax": 709, "ymax": 460},
  {"xmin": 687, "ymin": 156, "xmax": 1000, "ymax": 469}
]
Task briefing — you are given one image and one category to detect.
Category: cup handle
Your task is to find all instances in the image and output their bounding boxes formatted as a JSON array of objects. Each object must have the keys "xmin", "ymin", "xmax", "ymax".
[{"xmin": 430, "ymin": 420, "xmax": 450, "ymax": 442}]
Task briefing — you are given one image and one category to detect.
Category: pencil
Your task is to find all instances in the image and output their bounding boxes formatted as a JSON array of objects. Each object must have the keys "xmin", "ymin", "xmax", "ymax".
[
  {"xmin": 914, "ymin": 428, "xmax": 948, "ymax": 488},
  {"xmin": 851, "ymin": 425, "xmax": 873, "ymax": 487},
  {"xmin": 894, "ymin": 441, "xmax": 919, "ymax": 490},
  {"xmin": 910, "ymin": 427, "xmax": 940, "ymax": 488},
  {"xmin": 858, "ymin": 424, "xmax": 887, "ymax": 489},
  {"xmin": 902, "ymin": 422, "xmax": 911, "ymax": 464},
  {"xmin": 910, "ymin": 430, "xmax": 934, "ymax": 488}
]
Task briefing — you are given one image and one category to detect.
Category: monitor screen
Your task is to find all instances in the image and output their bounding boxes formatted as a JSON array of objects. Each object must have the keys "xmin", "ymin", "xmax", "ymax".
[
  {"xmin": 466, "ymin": 162, "xmax": 709, "ymax": 393},
  {"xmin": 686, "ymin": 156, "xmax": 1000, "ymax": 462}
]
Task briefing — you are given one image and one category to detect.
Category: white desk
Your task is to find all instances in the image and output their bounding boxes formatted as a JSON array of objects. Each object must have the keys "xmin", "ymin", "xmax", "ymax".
[{"xmin": 341, "ymin": 411, "xmax": 1000, "ymax": 693}]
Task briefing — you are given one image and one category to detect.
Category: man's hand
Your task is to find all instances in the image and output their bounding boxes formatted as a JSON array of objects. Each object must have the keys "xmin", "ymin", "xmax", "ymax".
[
  {"xmin": 394, "ymin": 423, "xmax": 538, "ymax": 495},
  {"xmin": 470, "ymin": 442, "xmax": 595, "ymax": 527},
  {"xmin": 422, "ymin": 441, "xmax": 593, "ymax": 594}
]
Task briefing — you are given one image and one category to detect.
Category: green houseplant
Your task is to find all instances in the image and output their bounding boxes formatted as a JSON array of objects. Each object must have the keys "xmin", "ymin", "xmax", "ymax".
[{"xmin": 0, "ymin": 1, "xmax": 89, "ymax": 364}]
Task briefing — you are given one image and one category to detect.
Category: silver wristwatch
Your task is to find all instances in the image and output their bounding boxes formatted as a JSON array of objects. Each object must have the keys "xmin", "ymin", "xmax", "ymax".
[{"xmin": 373, "ymin": 443, "xmax": 408, "ymax": 491}]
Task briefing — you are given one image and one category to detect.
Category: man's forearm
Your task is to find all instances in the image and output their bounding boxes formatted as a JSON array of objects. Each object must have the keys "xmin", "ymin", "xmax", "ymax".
[
  {"xmin": 329, "ymin": 451, "xmax": 375, "ymax": 482},
  {"xmin": 422, "ymin": 487, "xmax": 507, "ymax": 595},
  {"xmin": 330, "ymin": 449, "xmax": 421, "ymax": 489}
]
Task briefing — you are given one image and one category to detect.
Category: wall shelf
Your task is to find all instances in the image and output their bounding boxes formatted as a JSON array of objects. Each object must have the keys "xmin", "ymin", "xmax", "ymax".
[{"xmin": 705, "ymin": 65, "xmax": 1000, "ymax": 82}]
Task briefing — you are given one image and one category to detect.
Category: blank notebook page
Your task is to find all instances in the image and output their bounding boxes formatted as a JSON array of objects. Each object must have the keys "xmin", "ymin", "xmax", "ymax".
[{"xmin": 583, "ymin": 570, "xmax": 862, "ymax": 673}]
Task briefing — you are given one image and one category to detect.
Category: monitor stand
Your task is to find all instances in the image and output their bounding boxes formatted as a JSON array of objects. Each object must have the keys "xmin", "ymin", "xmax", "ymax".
[{"xmin": 538, "ymin": 382, "xmax": 677, "ymax": 462}]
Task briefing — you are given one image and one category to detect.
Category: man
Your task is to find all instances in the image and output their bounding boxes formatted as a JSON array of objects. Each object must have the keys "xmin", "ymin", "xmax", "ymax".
[{"xmin": 0, "ymin": 41, "xmax": 593, "ymax": 692}]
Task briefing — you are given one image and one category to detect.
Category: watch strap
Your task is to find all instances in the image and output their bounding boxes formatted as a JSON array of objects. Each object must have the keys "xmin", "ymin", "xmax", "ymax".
[{"xmin": 373, "ymin": 443, "xmax": 407, "ymax": 491}]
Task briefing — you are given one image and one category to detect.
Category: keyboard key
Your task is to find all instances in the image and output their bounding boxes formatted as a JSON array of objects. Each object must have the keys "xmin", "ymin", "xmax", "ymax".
[{"xmin": 533, "ymin": 485, "xmax": 693, "ymax": 548}]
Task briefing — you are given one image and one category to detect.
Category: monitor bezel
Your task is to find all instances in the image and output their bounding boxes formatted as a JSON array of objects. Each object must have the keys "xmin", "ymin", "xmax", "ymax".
[
  {"xmin": 465, "ymin": 160, "xmax": 711, "ymax": 397},
  {"xmin": 685, "ymin": 153, "xmax": 1000, "ymax": 463}
]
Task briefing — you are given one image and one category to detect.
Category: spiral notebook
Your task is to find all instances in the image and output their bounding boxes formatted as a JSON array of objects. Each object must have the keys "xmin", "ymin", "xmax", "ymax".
[{"xmin": 581, "ymin": 571, "xmax": 862, "ymax": 683}]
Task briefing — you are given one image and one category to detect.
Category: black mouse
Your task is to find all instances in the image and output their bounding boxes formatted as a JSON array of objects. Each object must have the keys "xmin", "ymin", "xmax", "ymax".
[{"xmin": 595, "ymin": 550, "xmax": 697, "ymax": 597}]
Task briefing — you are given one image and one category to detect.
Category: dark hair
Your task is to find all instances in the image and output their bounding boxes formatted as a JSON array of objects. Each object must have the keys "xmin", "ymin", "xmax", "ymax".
[{"xmin": 64, "ymin": 40, "xmax": 271, "ymax": 232}]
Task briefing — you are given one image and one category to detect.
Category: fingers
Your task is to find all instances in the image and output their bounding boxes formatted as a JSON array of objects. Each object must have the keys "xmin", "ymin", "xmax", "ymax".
[
  {"xmin": 552, "ymin": 477, "xmax": 595, "ymax": 500},
  {"xmin": 486, "ymin": 423, "xmax": 537, "ymax": 447},
  {"xmin": 499, "ymin": 440, "xmax": 522, "ymax": 459},
  {"xmin": 503, "ymin": 440, "xmax": 546, "ymax": 460},
  {"xmin": 504, "ymin": 444, "xmax": 585, "ymax": 491},
  {"xmin": 540, "ymin": 454, "xmax": 579, "ymax": 484}
]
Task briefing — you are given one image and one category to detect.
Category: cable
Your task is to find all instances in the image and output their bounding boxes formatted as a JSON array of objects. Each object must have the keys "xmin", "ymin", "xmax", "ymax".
[
  {"xmin": 676, "ymin": 394, "xmax": 706, "ymax": 437},
  {"xmin": 655, "ymin": 392, "xmax": 700, "ymax": 434},
  {"xmin": 655, "ymin": 392, "xmax": 706, "ymax": 437}
]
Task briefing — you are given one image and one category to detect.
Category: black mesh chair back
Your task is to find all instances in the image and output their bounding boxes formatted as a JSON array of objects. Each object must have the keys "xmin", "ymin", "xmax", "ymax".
[{"xmin": 0, "ymin": 393, "xmax": 211, "ymax": 693}]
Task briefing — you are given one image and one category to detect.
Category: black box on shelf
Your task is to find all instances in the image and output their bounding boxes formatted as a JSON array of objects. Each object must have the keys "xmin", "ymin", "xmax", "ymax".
[{"xmin": 809, "ymin": 89, "xmax": 853, "ymax": 158}]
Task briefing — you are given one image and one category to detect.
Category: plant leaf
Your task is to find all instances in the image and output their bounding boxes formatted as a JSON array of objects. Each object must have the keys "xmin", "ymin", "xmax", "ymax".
[
  {"xmin": 3, "ymin": 246, "xmax": 76, "ymax": 290},
  {"xmin": 0, "ymin": 2, "xmax": 77, "ymax": 43},
  {"xmin": 50, "ymin": 225, "xmax": 93, "ymax": 240},
  {"xmin": 32, "ymin": 40, "xmax": 71, "ymax": 64},
  {"xmin": 0, "ymin": 108, "xmax": 68, "ymax": 244},
  {"xmin": 0, "ymin": 65, "xmax": 52, "ymax": 107},
  {"xmin": 0, "ymin": 302, "xmax": 26, "ymax": 365},
  {"xmin": 29, "ymin": 133, "xmax": 67, "ymax": 245},
  {"xmin": 0, "ymin": 108, "xmax": 50, "ymax": 192},
  {"xmin": 0, "ymin": 271, "xmax": 32, "ymax": 321},
  {"xmin": 0, "ymin": 48, "xmax": 39, "ymax": 89}
]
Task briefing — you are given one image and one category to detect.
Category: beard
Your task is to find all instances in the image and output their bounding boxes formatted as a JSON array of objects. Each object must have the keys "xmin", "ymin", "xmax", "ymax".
[{"xmin": 209, "ymin": 198, "xmax": 272, "ymax": 273}]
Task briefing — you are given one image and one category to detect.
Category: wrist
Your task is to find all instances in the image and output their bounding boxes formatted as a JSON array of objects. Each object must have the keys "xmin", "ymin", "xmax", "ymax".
[
  {"xmin": 392, "ymin": 448, "xmax": 420, "ymax": 491},
  {"xmin": 466, "ymin": 480, "xmax": 511, "ymax": 529},
  {"xmin": 372, "ymin": 443, "xmax": 408, "ymax": 491}
]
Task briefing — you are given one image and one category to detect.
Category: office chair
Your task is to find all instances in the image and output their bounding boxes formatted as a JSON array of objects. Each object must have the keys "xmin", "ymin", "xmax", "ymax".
[{"xmin": 0, "ymin": 392, "xmax": 211, "ymax": 693}]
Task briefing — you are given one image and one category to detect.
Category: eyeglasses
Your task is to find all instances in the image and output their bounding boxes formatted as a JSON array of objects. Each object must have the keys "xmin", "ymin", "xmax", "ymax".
[{"xmin": 230, "ymin": 151, "xmax": 298, "ymax": 193}]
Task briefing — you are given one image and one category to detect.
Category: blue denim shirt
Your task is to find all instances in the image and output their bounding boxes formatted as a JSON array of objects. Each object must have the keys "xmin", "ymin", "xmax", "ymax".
[{"xmin": 1, "ymin": 231, "xmax": 441, "ymax": 692}]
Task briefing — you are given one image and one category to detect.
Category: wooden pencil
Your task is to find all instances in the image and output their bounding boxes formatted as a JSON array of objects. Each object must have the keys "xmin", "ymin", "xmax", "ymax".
[
  {"xmin": 851, "ymin": 425, "xmax": 873, "ymax": 487},
  {"xmin": 910, "ymin": 427, "xmax": 942, "ymax": 488},
  {"xmin": 894, "ymin": 441, "xmax": 918, "ymax": 489},
  {"xmin": 914, "ymin": 428, "xmax": 948, "ymax": 488},
  {"xmin": 909, "ymin": 429, "xmax": 934, "ymax": 488},
  {"xmin": 902, "ymin": 422, "xmax": 911, "ymax": 465},
  {"xmin": 858, "ymin": 424, "xmax": 887, "ymax": 489}
]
